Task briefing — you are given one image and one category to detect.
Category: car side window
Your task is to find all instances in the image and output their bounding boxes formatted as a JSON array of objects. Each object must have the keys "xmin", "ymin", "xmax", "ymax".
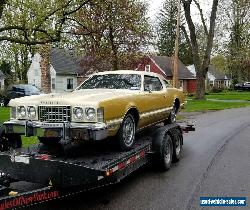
[
  {"xmin": 163, "ymin": 80, "xmax": 171, "ymax": 88},
  {"xmin": 144, "ymin": 76, "xmax": 163, "ymax": 91}
]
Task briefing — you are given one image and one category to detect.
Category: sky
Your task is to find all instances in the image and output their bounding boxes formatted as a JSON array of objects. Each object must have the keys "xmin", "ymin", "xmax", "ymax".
[
  {"xmin": 147, "ymin": 0, "xmax": 164, "ymax": 18},
  {"xmin": 146, "ymin": 0, "xmax": 212, "ymax": 22}
]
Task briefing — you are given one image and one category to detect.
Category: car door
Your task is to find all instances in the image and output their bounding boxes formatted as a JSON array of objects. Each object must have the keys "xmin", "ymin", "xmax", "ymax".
[{"xmin": 138, "ymin": 75, "xmax": 167, "ymax": 128}]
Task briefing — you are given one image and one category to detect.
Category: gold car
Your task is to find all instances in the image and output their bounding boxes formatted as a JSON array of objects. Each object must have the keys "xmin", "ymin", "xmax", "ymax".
[{"xmin": 3, "ymin": 70, "xmax": 185, "ymax": 150}]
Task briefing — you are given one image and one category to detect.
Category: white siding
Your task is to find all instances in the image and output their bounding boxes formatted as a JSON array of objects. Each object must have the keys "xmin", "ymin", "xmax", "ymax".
[
  {"xmin": 54, "ymin": 75, "xmax": 77, "ymax": 93},
  {"xmin": 27, "ymin": 53, "xmax": 78, "ymax": 93},
  {"xmin": 27, "ymin": 53, "xmax": 42, "ymax": 88}
]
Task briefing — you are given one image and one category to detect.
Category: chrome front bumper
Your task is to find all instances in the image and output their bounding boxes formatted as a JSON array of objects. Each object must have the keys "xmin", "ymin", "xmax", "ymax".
[{"xmin": 3, "ymin": 120, "xmax": 108, "ymax": 141}]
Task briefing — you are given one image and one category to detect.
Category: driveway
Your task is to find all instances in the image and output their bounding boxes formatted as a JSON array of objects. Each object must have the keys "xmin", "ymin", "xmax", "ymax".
[{"xmin": 26, "ymin": 107, "xmax": 250, "ymax": 210}]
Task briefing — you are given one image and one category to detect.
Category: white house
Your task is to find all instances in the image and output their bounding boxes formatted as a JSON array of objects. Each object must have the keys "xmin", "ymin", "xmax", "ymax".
[
  {"xmin": 187, "ymin": 64, "xmax": 232, "ymax": 88},
  {"xmin": 27, "ymin": 48, "xmax": 80, "ymax": 93},
  {"xmin": 0, "ymin": 70, "xmax": 5, "ymax": 90}
]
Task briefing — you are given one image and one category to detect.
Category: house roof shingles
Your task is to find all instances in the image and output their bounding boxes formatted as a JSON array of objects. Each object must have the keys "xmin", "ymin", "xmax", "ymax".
[
  {"xmin": 150, "ymin": 55, "xmax": 195, "ymax": 79},
  {"xmin": 50, "ymin": 48, "xmax": 80, "ymax": 75}
]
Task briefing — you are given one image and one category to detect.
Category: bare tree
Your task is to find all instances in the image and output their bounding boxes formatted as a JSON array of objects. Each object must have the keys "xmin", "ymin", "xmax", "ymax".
[
  {"xmin": 182, "ymin": 0, "xmax": 219, "ymax": 99},
  {"xmin": 0, "ymin": 0, "xmax": 91, "ymax": 45}
]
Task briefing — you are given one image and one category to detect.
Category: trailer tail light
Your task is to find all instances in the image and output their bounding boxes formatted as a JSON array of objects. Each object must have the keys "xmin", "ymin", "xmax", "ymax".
[
  {"xmin": 36, "ymin": 154, "xmax": 51, "ymax": 160},
  {"xmin": 105, "ymin": 149, "xmax": 146, "ymax": 177}
]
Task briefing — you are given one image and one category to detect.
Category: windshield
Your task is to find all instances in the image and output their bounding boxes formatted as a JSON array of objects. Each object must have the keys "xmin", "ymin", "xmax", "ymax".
[{"xmin": 78, "ymin": 74, "xmax": 141, "ymax": 90}]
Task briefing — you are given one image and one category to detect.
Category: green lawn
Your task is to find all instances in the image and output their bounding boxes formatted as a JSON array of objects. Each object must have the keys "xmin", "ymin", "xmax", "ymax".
[
  {"xmin": 185, "ymin": 99, "xmax": 250, "ymax": 112},
  {"xmin": 206, "ymin": 91, "xmax": 250, "ymax": 101},
  {"xmin": 0, "ymin": 107, "xmax": 38, "ymax": 147}
]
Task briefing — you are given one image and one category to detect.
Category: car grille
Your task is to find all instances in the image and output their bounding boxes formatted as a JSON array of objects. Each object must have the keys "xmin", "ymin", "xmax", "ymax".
[{"xmin": 38, "ymin": 106, "xmax": 71, "ymax": 122}]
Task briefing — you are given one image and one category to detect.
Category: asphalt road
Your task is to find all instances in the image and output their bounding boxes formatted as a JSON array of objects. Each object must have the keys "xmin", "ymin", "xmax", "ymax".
[{"xmin": 25, "ymin": 107, "xmax": 250, "ymax": 210}]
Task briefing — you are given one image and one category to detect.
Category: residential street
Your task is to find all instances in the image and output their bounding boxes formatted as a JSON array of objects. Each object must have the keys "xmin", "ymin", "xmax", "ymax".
[{"xmin": 30, "ymin": 107, "xmax": 250, "ymax": 210}]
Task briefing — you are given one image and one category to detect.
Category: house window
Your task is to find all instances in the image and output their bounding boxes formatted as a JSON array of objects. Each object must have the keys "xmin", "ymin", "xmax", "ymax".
[
  {"xmin": 179, "ymin": 80, "xmax": 184, "ymax": 88},
  {"xmin": 145, "ymin": 65, "xmax": 150, "ymax": 72},
  {"xmin": 67, "ymin": 78, "xmax": 73, "ymax": 90},
  {"xmin": 51, "ymin": 78, "xmax": 55, "ymax": 90}
]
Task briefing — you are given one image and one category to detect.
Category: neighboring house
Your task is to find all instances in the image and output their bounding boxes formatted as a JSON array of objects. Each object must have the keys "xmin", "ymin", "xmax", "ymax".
[
  {"xmin": 187, "ymin": 64, "xmax": 232, "ymax": 88},
  {"xmin": 0, "ymin": 70, "xmax": 5, "ymax": 90},
  {"xmin": 27, "ymin": 48, "xmax": 81, "ymax": 93},
  {"xmin": 137, "ymin": 55, "xmax": 196, "ymax": 93}
]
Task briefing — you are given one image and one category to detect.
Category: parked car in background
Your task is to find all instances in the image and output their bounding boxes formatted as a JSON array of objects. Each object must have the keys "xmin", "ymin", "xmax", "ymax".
[
  {"xmin": 234, "ymin": 82, "xmax": 250, "ymax": 91},
  {"xmin": 3, "ymin": 71, "xmax": 185, "ymax": 150},
  {"xmin": 0, "ymin": 84, "xmax": 41, "ymax": 106}
]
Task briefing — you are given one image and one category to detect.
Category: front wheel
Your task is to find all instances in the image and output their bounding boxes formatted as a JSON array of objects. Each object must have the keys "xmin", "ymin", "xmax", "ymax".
[{"xmin": 117, "ymin": 113, "xmax": 136, "ymax": 151}]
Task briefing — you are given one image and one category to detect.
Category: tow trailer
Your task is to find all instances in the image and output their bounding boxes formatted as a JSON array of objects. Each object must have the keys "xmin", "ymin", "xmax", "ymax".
[{"xmin": 0, "ymin": 123, "xmax": 194, "ymax": 209}]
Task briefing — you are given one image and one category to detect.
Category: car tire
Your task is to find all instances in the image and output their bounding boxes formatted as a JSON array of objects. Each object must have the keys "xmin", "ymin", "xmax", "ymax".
[
  {"xmin": 165, "ymin": 105, "xmax": 178, "ymax": 125},
  {"xmin": 152, "ymin": 131, "xmax": 173, "ymax": 171},
  {"xmin": 38, "ymin": 137, "xmax": 61, "ymax": 145},
  {"xmin": 117, "ymin": 113, "xmax": 136, "ymax": 151},
  {"xmin": 172, "ymin": 128, "xmax": 183, "ymax": 162}
]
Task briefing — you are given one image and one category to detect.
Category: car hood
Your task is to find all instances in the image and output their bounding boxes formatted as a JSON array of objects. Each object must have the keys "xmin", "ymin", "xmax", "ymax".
[{"xmin": 9, "ymin": 89, "xmax": 141, "ymax": 107}]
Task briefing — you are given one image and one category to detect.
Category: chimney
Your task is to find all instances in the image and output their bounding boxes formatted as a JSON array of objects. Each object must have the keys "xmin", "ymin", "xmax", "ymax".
[{"xmin": 39, "ymin": 44, "xmax": 51, "ymax": 93}]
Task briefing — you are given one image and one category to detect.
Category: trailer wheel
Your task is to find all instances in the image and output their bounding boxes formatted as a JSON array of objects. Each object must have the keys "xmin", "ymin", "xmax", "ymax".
[
  {"xmin": 172, "ymin": 128, "xmax": 183, "ymax": 162},
  {"xmin": 152, "ymin": 131, "xmax": 173, "ymax": 171},
  {"xmin": 117, "ymin": 113, "xmax": 135, "ymax": 151}
]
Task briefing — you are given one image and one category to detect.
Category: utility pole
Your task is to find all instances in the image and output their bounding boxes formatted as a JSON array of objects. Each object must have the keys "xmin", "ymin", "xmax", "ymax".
[{"xmin": 173, "ymin": 0, "xmax": 181, "ymax": 88}]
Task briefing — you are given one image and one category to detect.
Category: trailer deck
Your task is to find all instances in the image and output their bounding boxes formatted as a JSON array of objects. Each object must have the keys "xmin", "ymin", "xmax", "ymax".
[{"xmin": 0, "ymin": 123, "xmax": 194, "ymax": 209}]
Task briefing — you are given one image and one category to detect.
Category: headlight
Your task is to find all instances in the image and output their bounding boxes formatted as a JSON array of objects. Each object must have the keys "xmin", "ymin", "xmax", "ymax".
[
  {"xmin": 73, "ymin": 107, "xmax": 84, "ymax": 119},
  {"xmin": 85, "ymin": 108, "xmax": 96, "ymax": 120},
  {"xmin": 17, "ymin": 106, "xmax": 26, "ymax": 118},
  {"xmin": 27, "ymin": 106, "xmax": 36, "ymax": 118}
]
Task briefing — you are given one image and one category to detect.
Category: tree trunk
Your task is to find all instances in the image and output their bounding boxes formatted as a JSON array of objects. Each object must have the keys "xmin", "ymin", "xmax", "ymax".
[
  {"xmin": 39, "ymin": 44, "xmax": 51, "ymax": 93},
  {"xmin": 182, "ymin": 0, "xmax": 219, "ymax": 99},
  {"xmin": 195, "ymin": 69, "xmax": 206, "ymax": 99},
  {"xmin": 109, "ymin": 25, "xmax": 118, "ymax": 70}
]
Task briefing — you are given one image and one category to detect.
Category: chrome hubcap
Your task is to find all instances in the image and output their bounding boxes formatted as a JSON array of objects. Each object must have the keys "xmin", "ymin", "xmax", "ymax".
[{"xmin": 122, "ymin": 115, "xmax": 135, "ymax": 147}]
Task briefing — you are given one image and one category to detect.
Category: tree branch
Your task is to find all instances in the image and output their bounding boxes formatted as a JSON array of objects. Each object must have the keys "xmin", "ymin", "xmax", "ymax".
[
  {"xmin": 0, "ymin": 0, "xmax": 92, "ymax": 45},
  {"xmin": 181, "ymin": 0, "xmax": 200, "ymax": 62},
  {"xmin": 180, "ymin": 25, "xmax": 192, "ymax": 52},
  {"xmin": 202, "ymin": 0, "xmax": 219, "ymax": 71},
  {"xmin": 193, "ymin": 0, "xmax": 208, "ymax": 36},
  {"xmin": 0, "ymin": 36, "xmax": 60, "ymax": 45}
]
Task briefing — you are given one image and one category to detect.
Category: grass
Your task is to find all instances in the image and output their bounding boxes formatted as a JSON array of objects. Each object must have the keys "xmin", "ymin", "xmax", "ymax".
[
  {"xmin": 185, "ymin": 99, "xmax": 250, "ymax": 112},
  {"xmin": 0, "ymin": 107, "xmax": 38, "ymax": 147},
  {"xmin": 206, "ymin": 91, "xmax": 250, "ymax": 101}
]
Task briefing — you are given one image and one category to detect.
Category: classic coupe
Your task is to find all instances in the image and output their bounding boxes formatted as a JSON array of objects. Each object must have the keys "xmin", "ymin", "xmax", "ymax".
[{"xmin": 2, "ymin": 70, "xmax": 185, "ymax": 150}]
